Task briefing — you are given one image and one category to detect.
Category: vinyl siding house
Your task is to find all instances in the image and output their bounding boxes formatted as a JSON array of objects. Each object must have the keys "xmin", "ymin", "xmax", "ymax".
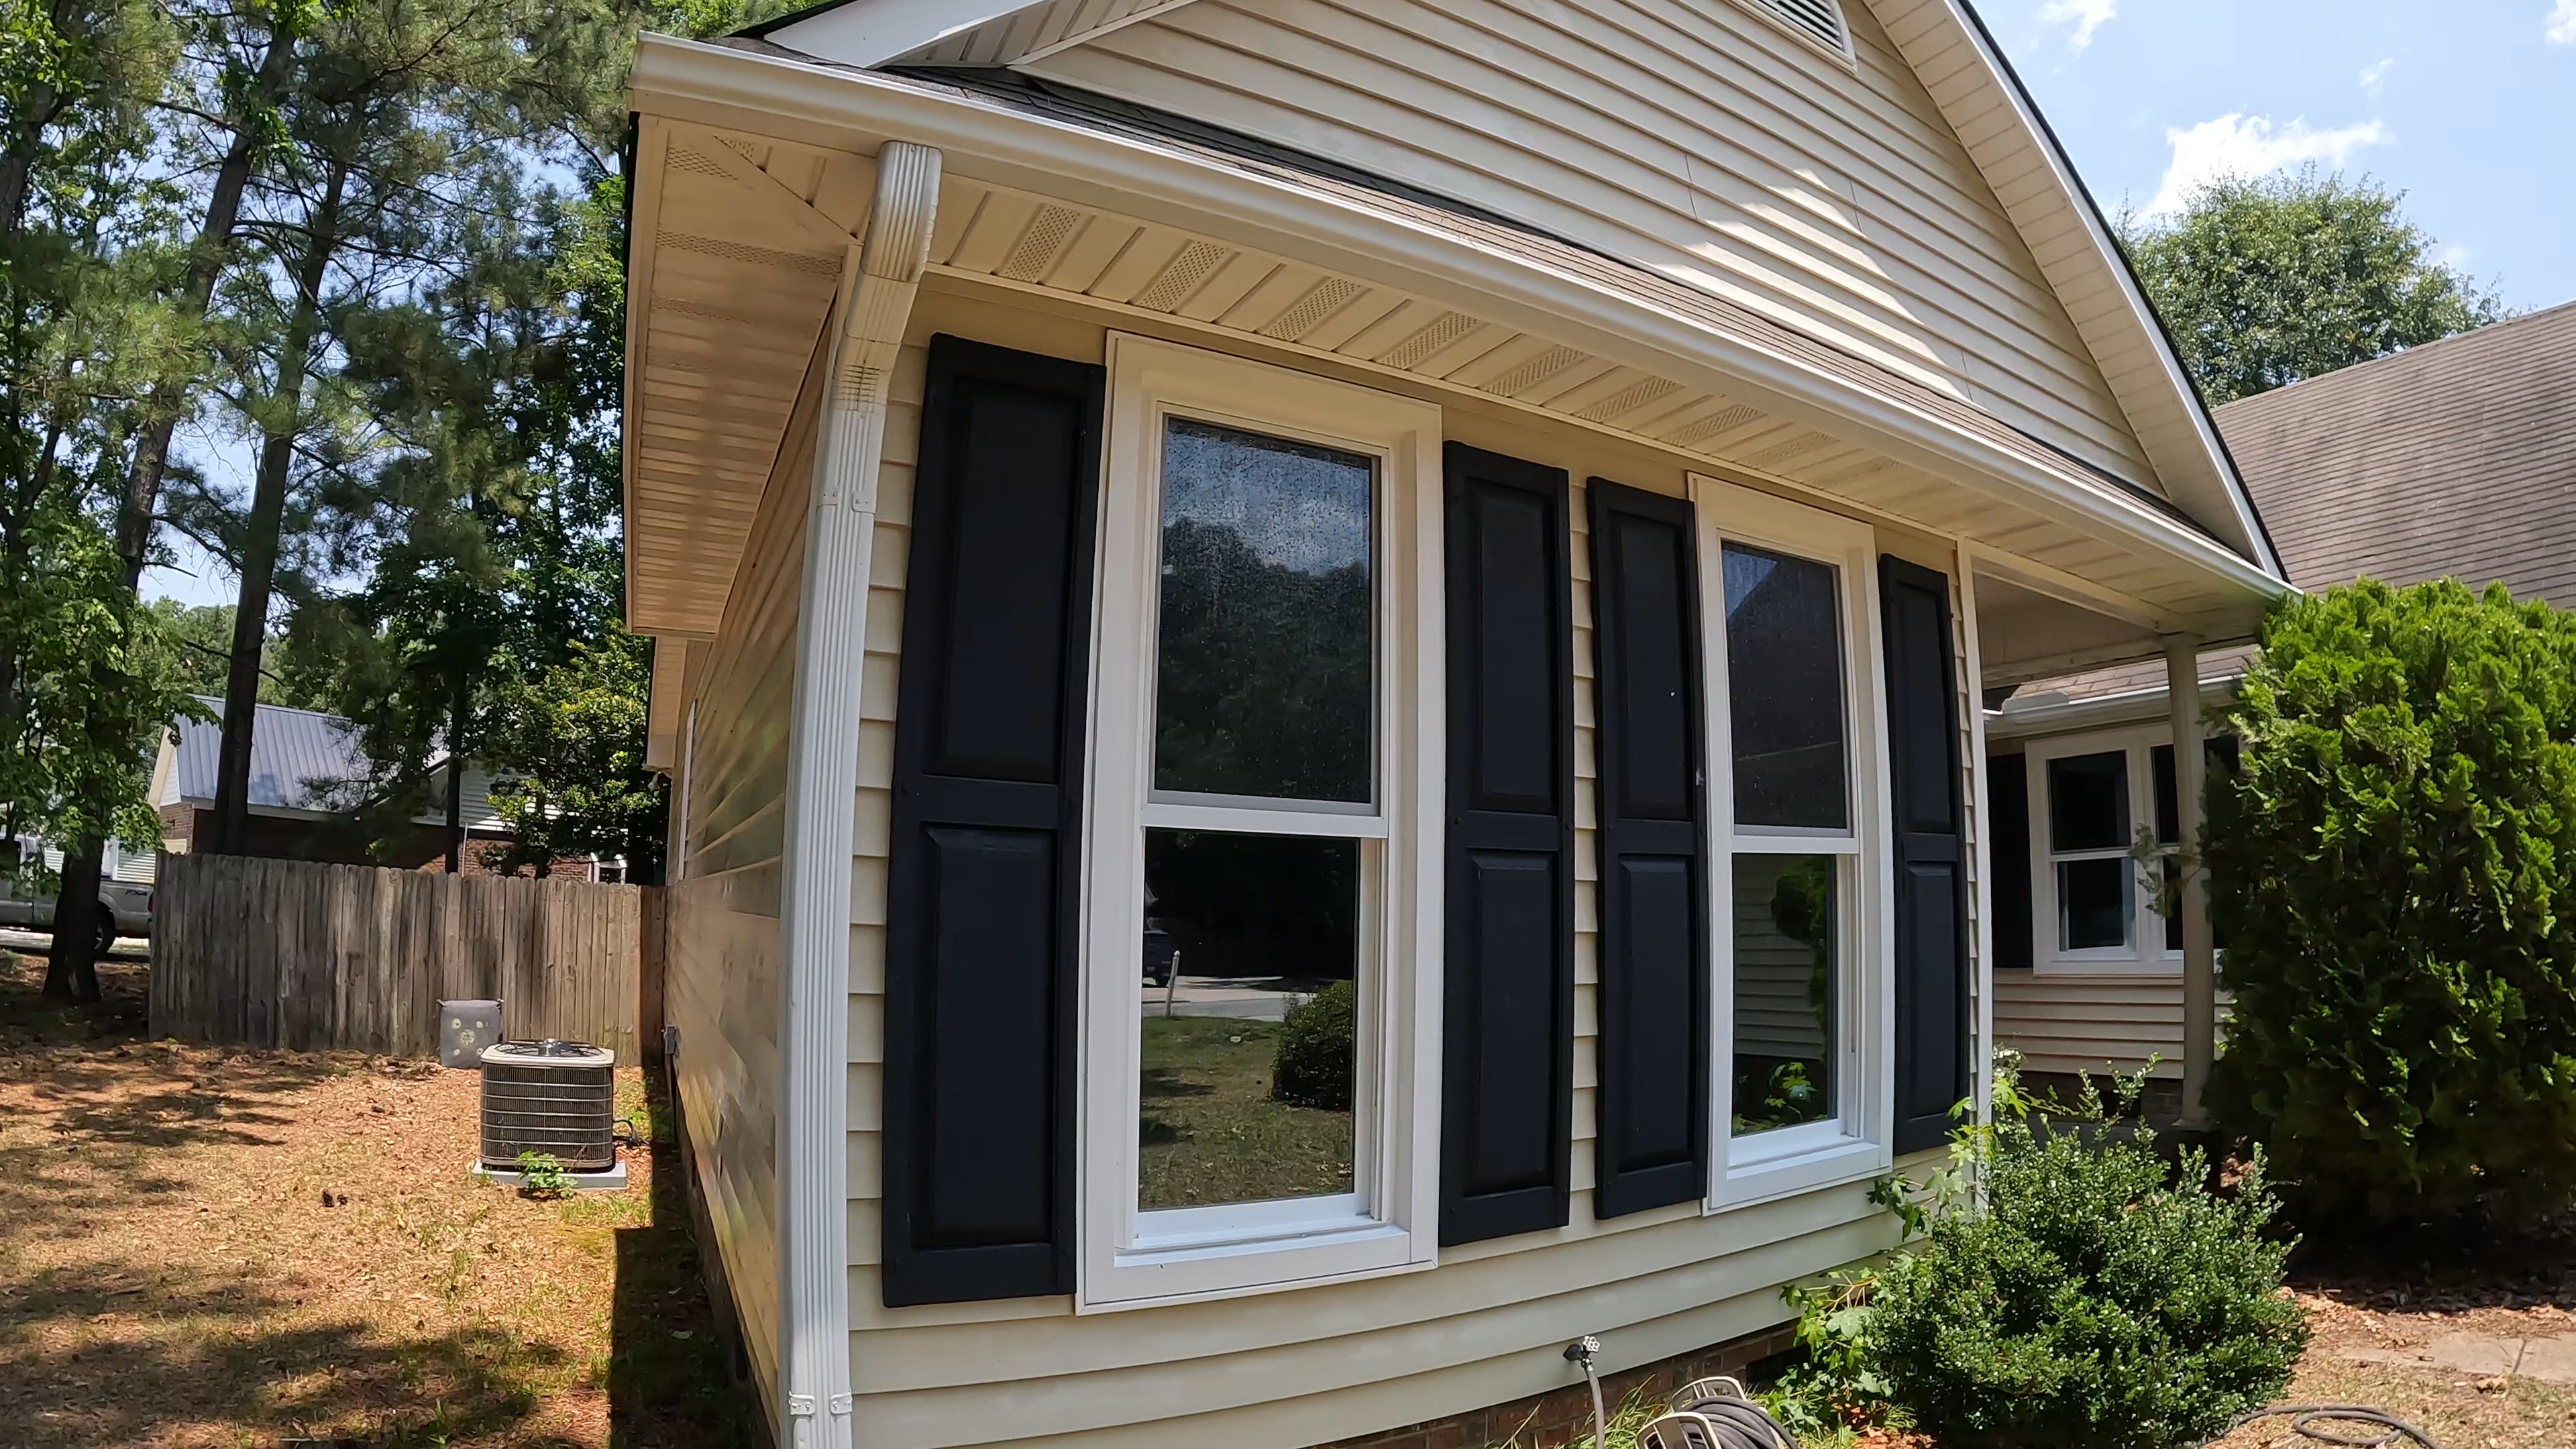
[
  {"xmin": 1989, "ymin": 300, "xmax": 2576, "ymax": 1108},
  {"xmin": 623, "ymin": 2, "xmax": 2288, "ymax": 1444}
]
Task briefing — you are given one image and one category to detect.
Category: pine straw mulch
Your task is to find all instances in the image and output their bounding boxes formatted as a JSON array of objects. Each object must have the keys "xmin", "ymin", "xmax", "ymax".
[{"xmin": 0, "ymin": 949, "xmax": 753, "ymax": 1448}]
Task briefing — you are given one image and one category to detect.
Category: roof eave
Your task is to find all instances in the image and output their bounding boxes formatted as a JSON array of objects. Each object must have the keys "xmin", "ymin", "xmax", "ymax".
[{"xmin": 629, "ymin": 34, "xmax": 2285, "ymax": 614}]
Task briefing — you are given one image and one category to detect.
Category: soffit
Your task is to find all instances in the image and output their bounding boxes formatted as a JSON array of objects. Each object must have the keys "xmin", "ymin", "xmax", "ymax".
[
  {"xmin": 795, "ymin": 0, "xmax": 2279, "ymax": 576},
  {"xmin": 623, "ymin": 117, "xmax": 860, "ymax": 639},
  {"xmin": 629, "ymin": 121, "xmax": 2251, "ymax": 653}
]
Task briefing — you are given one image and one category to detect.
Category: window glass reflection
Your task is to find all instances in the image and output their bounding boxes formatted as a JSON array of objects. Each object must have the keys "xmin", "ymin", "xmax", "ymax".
[
  {"xmin": 1153, "ymin": 418, "xmax": 1374, "ymax": 803},
  {"xmin": 2047, "ymin": 751, "xmax": 2129, "ymax": 851},
  {"xmin": 1138, "ymin": 828, "xmax": 1358, "ymax": 1211},
  {"xmin": 1722, "ymin": 544, "xmax": 1847, "ymax": 829},
  {"xmin": 1731, "ymin": 854, "xmax": 1837, "ymax": 1135},
  {"xmin": 2059, "ymin": 858, "xmax": 2131, "ymax": 951}
]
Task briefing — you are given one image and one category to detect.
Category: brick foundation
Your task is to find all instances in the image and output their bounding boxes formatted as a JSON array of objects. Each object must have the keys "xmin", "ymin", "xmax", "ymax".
[{"xmin": 1309, "ymin": 1322, "xmax": 1801, "ymax": 1449}]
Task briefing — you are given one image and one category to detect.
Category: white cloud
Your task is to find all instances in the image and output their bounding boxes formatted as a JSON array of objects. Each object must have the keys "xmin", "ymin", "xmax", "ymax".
[
  {"xmin": 2358, "ymin": 57, "xmax": 2396, "ymax": 94},
  {"xmin": 2145, "ymin": 113, "xmax": 2390, "ymax": 215},
  {"xmin": 2038, "ymin": 0, "xmax": 2116, "ymax": 49},
  {"xmin": 2549, "ymin": 0, "xmax": 2576, "ymax": 44}
]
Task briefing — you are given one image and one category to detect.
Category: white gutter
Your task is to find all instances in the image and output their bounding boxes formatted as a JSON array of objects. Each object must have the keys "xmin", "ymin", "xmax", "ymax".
[
  {"xmin": 773, "ymin": 139, "xmax": 941, "ymax": 1449},
  {"xmin": 629, "ymin": 35, "xmax": 2288, "ymax": 614}
]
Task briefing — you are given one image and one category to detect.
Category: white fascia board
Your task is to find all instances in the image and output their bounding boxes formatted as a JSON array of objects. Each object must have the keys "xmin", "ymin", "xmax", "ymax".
[
  {"xmin": 1929, "ymin": 0, "xmax": 2282, "ymax": 581},
  {"xmin": 761, "ymin": 0, "xmax": 1052, "ymax": 68},
  {"xmin": 629, "ymin": 36, "xmax": 2286, "ymax": 612}
]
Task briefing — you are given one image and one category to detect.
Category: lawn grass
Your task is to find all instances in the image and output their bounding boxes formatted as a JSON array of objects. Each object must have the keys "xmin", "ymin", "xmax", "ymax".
[{"xmin": 1137, "ymin": 1015, "xmax": 1354, "ymax": 1211}]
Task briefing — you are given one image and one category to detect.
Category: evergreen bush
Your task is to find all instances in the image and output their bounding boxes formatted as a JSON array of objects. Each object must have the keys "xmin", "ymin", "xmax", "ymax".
[
  {"xmin": 1863, "ymin": 1081, "xmax": 2308, "ymax": 1448},
  {"xmin": 2206, "ymin": 578, "xmax": 2576, "ymax": 1226},
  {"xmin": 1273, "ymin": 979, "xmax": 1356, "ymax": 1112}
]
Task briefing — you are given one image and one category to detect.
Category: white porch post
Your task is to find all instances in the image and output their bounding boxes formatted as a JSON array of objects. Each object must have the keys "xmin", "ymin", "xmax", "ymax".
[
  {"xmin": 2167, "ymin": 637, "xmax": 2216, "ymax": 1129},
  {"xmin": 776, "ymin": 140, "xmax": 941, "ymax": 1449}
]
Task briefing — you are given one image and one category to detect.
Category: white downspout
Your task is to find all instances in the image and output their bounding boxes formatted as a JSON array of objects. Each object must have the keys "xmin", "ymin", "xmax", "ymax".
[
  {"xmin": 775, "ymin": 140, "xmax": 942, "ymax": 1449},
  {"xmin": 2168, "ymin": 637, "xmax": 2215, "ymax": 1128}
]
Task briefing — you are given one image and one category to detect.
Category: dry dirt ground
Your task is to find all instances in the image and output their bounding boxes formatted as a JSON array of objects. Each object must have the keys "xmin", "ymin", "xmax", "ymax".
[{"xmin": 0, "ymin": 950, "xmax": 753, "ymax": 1448}]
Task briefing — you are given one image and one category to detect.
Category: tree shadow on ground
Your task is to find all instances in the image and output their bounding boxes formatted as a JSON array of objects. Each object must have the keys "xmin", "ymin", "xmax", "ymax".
[
  {"xmin": 606, "ymin": 1067, "xmax": 758, "ymax": 1448},
  {"xmin": 0, "ymin": 1259, "xmax": 584, "ymax": 1448}
]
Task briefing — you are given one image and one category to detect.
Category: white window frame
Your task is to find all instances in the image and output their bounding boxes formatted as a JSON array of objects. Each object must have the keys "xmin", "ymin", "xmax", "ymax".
[
  {"xmin": 1689, "ymin": 474, "xmax": 1895, "ymax": 1210},
  {"xmin": 2025, "ymin": 724, "xmax": 2184, "ymax": 977},
  {"xmin": 1075, "ymin": 334, "xmax": 1444, "ymax": 1311}
]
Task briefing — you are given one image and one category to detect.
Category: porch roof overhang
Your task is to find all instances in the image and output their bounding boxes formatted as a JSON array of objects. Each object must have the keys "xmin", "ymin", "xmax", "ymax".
[{"xmin": 622, "ymin": 33, "xmax": 2288, "ymax": 663}]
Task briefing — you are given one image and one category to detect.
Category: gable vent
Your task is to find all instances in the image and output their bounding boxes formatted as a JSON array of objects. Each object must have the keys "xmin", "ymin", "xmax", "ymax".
[{"xmin": 1743, "ymin": 0, "xmax": 1854, "ymax": 56}]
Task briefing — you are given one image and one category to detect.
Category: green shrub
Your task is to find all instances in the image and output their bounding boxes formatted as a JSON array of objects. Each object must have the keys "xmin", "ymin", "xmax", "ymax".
[
  {"xmin": 1273, "ymin": 979, "xmax": 1356, "ymax": 1111},
  {"xmin": 1862, "ymin": 1081, "xmax": 2308, "ymax": 1449},
  {"xmin": 2206, "ymin": 578, "xmax": 2576, "ymax": 1226}
]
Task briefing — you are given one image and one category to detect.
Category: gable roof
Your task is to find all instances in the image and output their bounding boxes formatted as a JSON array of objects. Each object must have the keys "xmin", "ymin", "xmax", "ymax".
[
  {"xmin": 742, "ymin": 0, "xmax": 2277, "ymax": 576},
  {"xmin": 2212, "ymin": 301, "xmax": 2576, "ymax": 606}
]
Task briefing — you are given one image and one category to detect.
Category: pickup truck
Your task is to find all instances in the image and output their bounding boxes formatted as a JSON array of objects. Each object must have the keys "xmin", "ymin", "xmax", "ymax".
[{"xmin": 0, "ymin": 865, "xmax": 152, "ymax": 953}]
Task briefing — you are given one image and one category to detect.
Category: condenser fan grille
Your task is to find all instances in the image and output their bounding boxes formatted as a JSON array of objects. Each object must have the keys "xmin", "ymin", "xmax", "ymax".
[{"xmin": 479, "ymin": 1040, "xmax": 616, "ymax": 1171}]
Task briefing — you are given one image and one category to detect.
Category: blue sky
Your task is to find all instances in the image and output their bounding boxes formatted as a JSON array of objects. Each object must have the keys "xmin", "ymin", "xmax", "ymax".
[{"xmin": 1980, "ymin": 0, "xmax": 2576, "ymax": 311}]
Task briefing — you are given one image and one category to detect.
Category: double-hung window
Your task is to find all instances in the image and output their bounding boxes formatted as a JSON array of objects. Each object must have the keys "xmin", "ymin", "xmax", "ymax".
[
  {"xmin": 2024, "ymin": 727, "xmax": 2235, "ymax": 972},
  {"xmin": 1077, "ymin": 335, "xmax": 1442, "ymax": 1308},
  {"xmin": 1692, "ymin": 476, "xmax": 1892, "ymax": 1205}
]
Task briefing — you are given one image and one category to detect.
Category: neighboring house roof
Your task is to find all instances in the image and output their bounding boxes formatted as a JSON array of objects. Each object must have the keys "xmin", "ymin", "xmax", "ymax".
[
  {"xmin": 2003, "ymin": 301, "xmax": 2576, "ymax": 714},
  {"xmin": 741, "ymin": 0, "xmax": 2279, "ymax": 577},
  {"xmin": 2214, "ymin": 299, "xmax": 2576, "ymax": 606},
  {"xmin": 163, "ymin": 698, "xmax": 513, "ymax": 830},
  {"xmin": 166, "ymin": 698, "xmax": 374, "ymax": 816}
]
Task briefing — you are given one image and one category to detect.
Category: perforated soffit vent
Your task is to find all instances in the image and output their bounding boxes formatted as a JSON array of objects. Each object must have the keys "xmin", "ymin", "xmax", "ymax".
[{"xmin": 1746, "ymin": 0, "xmax": 1856, "ymax": 56}]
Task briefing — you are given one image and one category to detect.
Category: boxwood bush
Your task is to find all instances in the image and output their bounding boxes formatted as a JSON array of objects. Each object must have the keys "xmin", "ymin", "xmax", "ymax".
[
  {"xmin": 2206, "ymin": 578, "xmax": 2576, "ymax": 1226},
  {"xmin": 1864, "ymin": 1085, "xmax": 2308, "ymax": 1448},
  {"xmin": 1273, "ymin": 979, "xmax": 1356, "ymax": 1111}
]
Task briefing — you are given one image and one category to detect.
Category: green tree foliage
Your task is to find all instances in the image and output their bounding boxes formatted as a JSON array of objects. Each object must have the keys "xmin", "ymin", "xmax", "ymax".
[
  {"xmin": 1862, "ymin": 1084, "xmax": 2308, "ymax": 1448},
  {"xmin": 0, "ymin": 0, "xmax": 203, "ymax": 999},
  {"xmin": 478, "ymin": 631, "xmax": 665, "ymax": 879},
  {"xmin": 2121, "ymin": 168, "xmax": 2506, "ymax": 404},
  {"xmin": 2206, "ymin": 579, "xmax": 2576, "ymax": 1227}
]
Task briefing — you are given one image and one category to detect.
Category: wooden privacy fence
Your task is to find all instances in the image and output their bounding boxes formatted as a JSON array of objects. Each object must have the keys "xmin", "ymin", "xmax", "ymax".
[{"xmin": 150, "ymin": 853, "xmax": 661, "ymax": 1063}]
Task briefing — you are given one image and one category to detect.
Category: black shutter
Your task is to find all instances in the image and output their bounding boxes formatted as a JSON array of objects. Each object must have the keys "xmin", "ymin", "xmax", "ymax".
[
  {"xmin": 1880, "ymin": 557, "xmax": 1970, "ymax": 1155},
  {"xmin": 1989, "ymin": 753, "xmax": 2031, "ymax": 973},
  {"xmin": 1585, "ymin": 479, "xmax": 1709, "ymax": 1218},
  {"xmin": 881, "ymin": 336, "xmax": 1103, "ymax": 1306},
  {"xmin": 1440, "ymin": 444, "xmax": 1577, "ymax": 1245}
]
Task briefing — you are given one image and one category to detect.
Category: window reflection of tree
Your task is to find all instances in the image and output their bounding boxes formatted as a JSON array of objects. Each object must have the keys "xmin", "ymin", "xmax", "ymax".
[{"xmin": 1154, "ymin": 517, "xmax": 1371, "ymax": 803}]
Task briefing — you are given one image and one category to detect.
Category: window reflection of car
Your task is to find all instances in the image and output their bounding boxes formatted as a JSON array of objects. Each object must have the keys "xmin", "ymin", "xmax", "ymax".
[{"xmin": 1142, "ymin": 926, "xmax": 1177, "ymax": 987}]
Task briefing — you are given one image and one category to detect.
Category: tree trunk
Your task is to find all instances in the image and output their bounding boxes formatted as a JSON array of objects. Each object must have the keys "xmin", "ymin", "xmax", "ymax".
[
  {"xmin": 210, "ymin": 154, "xmax": 346, "ymax": 854},
  {"xmin": 444, "ymin": 669, "xmax": 468, "ymax": 873},
  {"xmin": 115, "ymin": 16, "xmax": 294, "ymax": 593},
  {"xmin": 41, "ymin": 851, "xmax": 104, "ymax": 1002}
]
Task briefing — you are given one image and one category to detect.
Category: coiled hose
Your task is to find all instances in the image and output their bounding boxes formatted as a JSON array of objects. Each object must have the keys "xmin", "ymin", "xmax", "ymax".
[{"xmin": 2208, "ymin": 1404, "xmax": 2447, "ymax": 1448}]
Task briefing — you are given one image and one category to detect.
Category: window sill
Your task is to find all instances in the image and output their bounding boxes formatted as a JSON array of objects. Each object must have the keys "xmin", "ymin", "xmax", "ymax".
[
  {"xmin": 1710, "ymin": 1129, "xmax": 1888, "ymax": 1211},
  {"xmin": 1080, "ymin": 1220, "xmax": 1428, "ymax": 1313},
  {"xmin": 2033, "ymin": 955, "xmax": 2185, "ymax": 979}
]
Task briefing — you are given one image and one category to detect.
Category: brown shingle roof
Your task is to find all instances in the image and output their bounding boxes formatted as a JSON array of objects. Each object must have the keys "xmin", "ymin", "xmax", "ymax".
[
  {"xmin": 2213, "ymin": 300, "xmax": 2576, "ymax": 606},
  {"xmin": 2004, "ymin": 302, "xmax": 2576, "ymax": 711}
]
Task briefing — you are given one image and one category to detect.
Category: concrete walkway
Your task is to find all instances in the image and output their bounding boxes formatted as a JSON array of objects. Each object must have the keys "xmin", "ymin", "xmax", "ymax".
[
  {"xmin": 1138, "ymin": 975, "xmax": 1316, "ymax": 1022},
  {"xmin": 2342, "ymin": 1332, "xmax": 2576, "ymax": 1384}
]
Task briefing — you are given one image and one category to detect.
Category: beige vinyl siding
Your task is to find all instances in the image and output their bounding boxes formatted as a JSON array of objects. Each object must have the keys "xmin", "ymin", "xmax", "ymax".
[
  {"xmin": 665, "ymin": 363, "xmax": 816, "ymax": 1411},
  {"xmin": 837, "ymin": 285, "xmax": 1971, "ymax": 1449},
  {"xmin": 1993, "ymin": 971, "xmax": 2193, "ymax": 1079},
  {"xmin": 1018, "ymin": 0, "xmax": 2157, "ymax": 488}
]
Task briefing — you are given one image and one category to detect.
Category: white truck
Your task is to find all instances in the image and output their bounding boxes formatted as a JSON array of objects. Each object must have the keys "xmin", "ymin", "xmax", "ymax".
[{"xmin": 0, "ymin": 849, "xmax": 152, "ymax": 953}]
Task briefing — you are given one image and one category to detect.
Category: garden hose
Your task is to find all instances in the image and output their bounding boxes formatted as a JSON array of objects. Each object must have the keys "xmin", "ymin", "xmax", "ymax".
[{"xmin": 2207, "ymin": 1404, "xmax": 2447, "ymax": 1448}]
